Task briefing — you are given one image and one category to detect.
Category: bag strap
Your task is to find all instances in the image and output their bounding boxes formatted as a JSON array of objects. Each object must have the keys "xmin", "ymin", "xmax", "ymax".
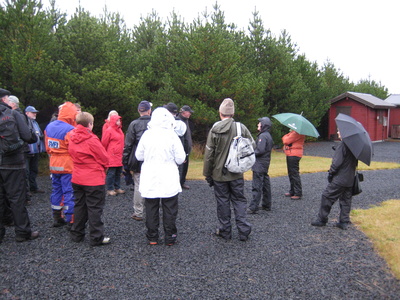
[{"xmin": 236, "ymin": 122, "xmax": 241, "ymax": 137}]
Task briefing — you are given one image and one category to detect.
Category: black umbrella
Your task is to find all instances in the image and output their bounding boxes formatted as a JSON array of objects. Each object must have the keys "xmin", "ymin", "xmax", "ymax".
[{"xmin": 335, "ymin": 113, "xmax": 373, "ymax": 166}]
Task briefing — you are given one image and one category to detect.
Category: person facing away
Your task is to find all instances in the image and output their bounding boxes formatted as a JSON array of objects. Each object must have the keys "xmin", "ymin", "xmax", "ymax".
[
  {"xmin": 25, "ymin": 106, "xmax": 46, "ymax": 194},
  {"xmin": 0, "ymin": 88, "xmax": 39, "ymax": 243},
  {"xmin": 135, "ymin": 107, "xmax": 186, "ymax": 246},
  {"xmin": 68, "ymin": 112, "xmax": 111, "ymax": 246},
  {"xmin": 3, "ymin": 95, "xmax": 32, "ymax": 221},
  {"xmin": 101, "ymin": 114, "xmax": 125, "ymax": 196},
  {"xmin": 123, "ymin": 100, "xmax": 152, "ymax": 221},
  {"xmin": 8, "ymin": 95, "xmax": 32, "ymax": 204},
  {"xmin": 248, "ymin": 117, "xmax": 274, "ymax": 213},
  {"xmin": 203, "ymin": 98, "xmax": 254, "ymax": 242},
  {"xmin": 44, "ymin": 101, "xmax": 78, "ymax": 229},
  {"xmin": 177, "ymin": 105, "xmax": 194, "ymax": 190},
  {"xmin": 311, "ymin": 130, "xmax": 358, "ymax": 230},
  {"xmin": 164, "ymin": 102, "xmax": 187, "ymax": 139},
  {"xmin": 282, "ymin": 129, "xmax": 305, "ymax": 200}
]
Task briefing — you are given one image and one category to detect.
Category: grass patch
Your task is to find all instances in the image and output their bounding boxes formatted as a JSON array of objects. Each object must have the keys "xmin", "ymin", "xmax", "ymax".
[
  {"xmin": 188, "ymin": 150, "xmax": 400, "ymax": 180},
  {"xmin": 351, "ymin": 200, "xmax": 400, "ymax": 279}
]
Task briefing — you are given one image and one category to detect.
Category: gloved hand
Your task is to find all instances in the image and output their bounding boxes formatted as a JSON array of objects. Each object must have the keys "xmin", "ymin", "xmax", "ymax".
[
  {"xmin": 327, "ymin": 173, "xmax": 333, "ymax": 183},
  {"xmin": 205, "ymin": 176, "xmax": 214, "ymax": 187}
]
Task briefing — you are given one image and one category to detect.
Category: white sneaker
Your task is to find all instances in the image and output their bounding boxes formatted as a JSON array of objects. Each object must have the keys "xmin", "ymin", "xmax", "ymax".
[{"xmin": 102, "ymin": 237, "xmax": 111, "ymax": 244}]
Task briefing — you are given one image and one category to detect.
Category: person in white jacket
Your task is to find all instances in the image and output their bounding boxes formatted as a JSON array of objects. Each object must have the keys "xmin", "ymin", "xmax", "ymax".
[{"xmin": 135, "ymin": 107, "xmax": 186, "ymax": 246}]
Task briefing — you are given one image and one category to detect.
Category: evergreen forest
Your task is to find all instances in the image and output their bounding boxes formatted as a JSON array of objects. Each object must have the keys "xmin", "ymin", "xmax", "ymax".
[{"xmin": 0, "ymin": 0, "xmax": 389, "ymax": 142}]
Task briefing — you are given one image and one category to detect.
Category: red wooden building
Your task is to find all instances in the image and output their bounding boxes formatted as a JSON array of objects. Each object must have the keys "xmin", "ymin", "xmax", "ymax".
[
  {"xmin": 385, "ymin": 94, "xmax": 400, "ymax": 138},
  {"xmin": 328, "ymin": 92, "xmax": 395, "ymax": 141}
]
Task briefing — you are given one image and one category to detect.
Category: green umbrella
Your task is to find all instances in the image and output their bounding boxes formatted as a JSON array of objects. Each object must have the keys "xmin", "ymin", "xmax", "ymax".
[{"xmin": 272, "ymin": 113, "xmax": 319, "ymax": 138}]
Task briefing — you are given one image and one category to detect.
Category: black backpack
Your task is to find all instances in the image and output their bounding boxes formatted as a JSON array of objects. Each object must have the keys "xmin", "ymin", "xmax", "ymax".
[{"xmin": 0, "ymin": 107, "xmax": 24, "ymax": 157}]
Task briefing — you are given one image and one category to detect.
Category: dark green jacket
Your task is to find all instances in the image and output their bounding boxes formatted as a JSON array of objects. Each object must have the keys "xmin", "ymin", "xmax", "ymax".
[{"xmin": 203, "ymin": 118, "xmax": 255, "ymax": 181}]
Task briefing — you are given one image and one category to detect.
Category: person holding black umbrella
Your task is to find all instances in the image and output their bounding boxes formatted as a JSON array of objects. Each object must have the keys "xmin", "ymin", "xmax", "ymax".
[{"xmin": 311, "ymin": 130, "xmax": 358, "ymax": 230}]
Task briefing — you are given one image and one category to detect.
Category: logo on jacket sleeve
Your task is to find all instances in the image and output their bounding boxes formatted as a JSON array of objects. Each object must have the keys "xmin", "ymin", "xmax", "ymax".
[{"xmin": 48, "ymin": 140, "xmax": 60, "ymax": 149}]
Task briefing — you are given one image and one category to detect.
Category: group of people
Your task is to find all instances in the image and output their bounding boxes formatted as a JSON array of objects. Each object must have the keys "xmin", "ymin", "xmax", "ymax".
[{"xmin": 0, "ymin": 89, "xmax": 357, "ymax": 246}]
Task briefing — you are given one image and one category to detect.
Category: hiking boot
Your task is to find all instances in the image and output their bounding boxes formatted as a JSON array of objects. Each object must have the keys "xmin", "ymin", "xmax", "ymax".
[
  {"xmin": 107, "ymin": 190, "xmax": 117, "ymax": 196},
  {"xmin": 334, "ymin": 222, "xmax": 349, "ymax": 230},
  {"xmin": 131, "ymin": 215, "xmax": 143, "ymax": 221},
  {"xmin": 214, "ymin": 229, "xmax": 231, "ymax": 240},
  {"xmin": 115, "ymin": 189, "xmax": 125, "ymax": 194},
  {"xmin": 311, "ymin": 220, "xmax": 327, "ymax": 227},
  {"xmin": 239, "ymin": 235, "xmax": 249, "ymax": 242},
  {"xmin": 52, "ymin": 210, "xmax": 66, "ymax": 227},
  {"xmin": 91, "ymin": 237, "xmax": 111, "ymax": 246},
  {"xmin": 15, "ymin": 231, "xmax": 39, "ymax": 242}
]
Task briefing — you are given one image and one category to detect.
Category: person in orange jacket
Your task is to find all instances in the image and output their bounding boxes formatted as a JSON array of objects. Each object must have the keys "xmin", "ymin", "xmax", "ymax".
[
  {"xmin": 282, "ymin": 130, "xmax": 305, "ymax": 200},
  {"xmin": 45, "ymin": 102, "xmax": 78, "ymax": 228}
]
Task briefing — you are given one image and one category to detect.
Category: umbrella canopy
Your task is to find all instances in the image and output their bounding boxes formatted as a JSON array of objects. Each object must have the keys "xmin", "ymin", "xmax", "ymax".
[
  {"xmin": 335, "ymin": 113, "xmax": 373, "ymax": 166},
  {"xmin": 272, "ymin": 113, "xmax": 319, "ymax": 138}
]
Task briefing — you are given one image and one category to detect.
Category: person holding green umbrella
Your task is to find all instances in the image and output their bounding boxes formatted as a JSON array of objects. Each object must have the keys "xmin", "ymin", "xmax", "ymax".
[
  {"xmin": 273, "ymin": 113, "xmax": 319, "ymax": 200},
  {"xmin": 282, "ymin": 129, "xmax": 305, "ymax": 200}
]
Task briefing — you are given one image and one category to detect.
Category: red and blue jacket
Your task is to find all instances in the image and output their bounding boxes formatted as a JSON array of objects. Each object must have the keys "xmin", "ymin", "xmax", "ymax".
[{"xmin": 45, "ymin": 102, "xmax": 77, "ymax": 174}]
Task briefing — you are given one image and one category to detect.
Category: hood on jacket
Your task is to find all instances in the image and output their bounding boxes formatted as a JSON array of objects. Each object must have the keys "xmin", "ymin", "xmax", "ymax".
[
  {"xmin": 109, "ymin": 114, "xmax": 122, "ymax": 129},
  {"xmin": 70, "ymin": 124, "xmax": 92, "ymax": 145},
  {"xmin": 148, "ymin": 107, "xmax": 175, "ymax": 130},
  {"xmin": 58, "ymin": 102, "xmax": 78, "ymax": 126},
  {"xmin": 258, "ymin": 117, "xmax": 272, "ymax": 133},
  {"xmin": 211, "ymin": 118, "xmax": 234, "ymax": 134}
]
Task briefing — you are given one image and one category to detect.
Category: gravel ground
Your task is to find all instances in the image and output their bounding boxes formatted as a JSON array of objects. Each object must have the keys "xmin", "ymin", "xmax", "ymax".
[{"xmin": 1, "ymin": 142, "xmax": 400, "ymax": 299}]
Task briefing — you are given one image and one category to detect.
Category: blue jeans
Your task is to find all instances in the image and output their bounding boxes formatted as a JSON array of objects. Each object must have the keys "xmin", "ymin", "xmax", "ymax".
[{"xmin": 106, "ymin": 167, "xmax": 122, "ymax": 191}]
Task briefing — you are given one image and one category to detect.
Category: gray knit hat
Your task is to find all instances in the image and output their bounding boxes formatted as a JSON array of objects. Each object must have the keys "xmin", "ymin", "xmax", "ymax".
[{"xmin": 219, "ymin": 98, "xmax": 235, "ymax": 115}]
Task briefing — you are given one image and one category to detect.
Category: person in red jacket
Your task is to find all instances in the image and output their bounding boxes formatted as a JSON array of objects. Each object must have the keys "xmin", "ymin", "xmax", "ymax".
[
  {"xmin": 102, "ymin": 110, "xmax": 118, "ymax": 138},
  {"xmin": 68, "ymin": 112, "xmax": 111, "ymax": 246},
  {"xmin": 282, "ymin": 130, "xmax": 305, "ymax": 200},
  {"xmin": 101, "ymin": 114, "xmax": 125, "ymax": 196}
]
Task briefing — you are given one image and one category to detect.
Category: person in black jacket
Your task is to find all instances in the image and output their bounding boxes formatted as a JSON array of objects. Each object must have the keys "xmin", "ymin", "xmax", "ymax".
[
  {"xmin": 0, "ymin": 88, "xmax": 39, "ymax": 243},
  {"xmin": 311, "ymin": 130, "xmax": 358, "ymax": 230},
  {"xmin": 123, "ymin": 101, "xmax": 152, "ymax": 221},
  {"xmin": 248, "ymin": 117, "xmax": 274, "ymax": 213},
  {"xmin": 177, "ymin": 105, "xmax": 193, "ymax": 190}
]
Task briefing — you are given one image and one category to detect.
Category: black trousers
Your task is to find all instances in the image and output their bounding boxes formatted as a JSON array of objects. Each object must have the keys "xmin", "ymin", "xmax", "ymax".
[
  {"xmin": 0, "ymin": 169, "xmax": 32, "ymax": 239},
  {"xmin": 286, "ymin": 156, "xmax": 302, "ymax": 197},
  {"xmin": 145, "ymin": 195, "xmax": 178, "ymax": 244},
  {"xmin": 250, "ymin": 171, "xmax": 271, "ymax": 211},
  {"xmin": 26, "ymin": 153, "xmax": 39, "ymax": 191},
  {"xmin": 318, "ymin": 182, "xmax": 352, "ymax": 223},
  {"xmin": 213, "ymin": 179, "xmax": 252, "ymax": 239},
  {"xmin": 179, "ymin": 156, "xmax": 189, "ymax": 186},
  {"xmin": 70, "ymin": 183, "xmax": 106, "ymax": 245}
]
